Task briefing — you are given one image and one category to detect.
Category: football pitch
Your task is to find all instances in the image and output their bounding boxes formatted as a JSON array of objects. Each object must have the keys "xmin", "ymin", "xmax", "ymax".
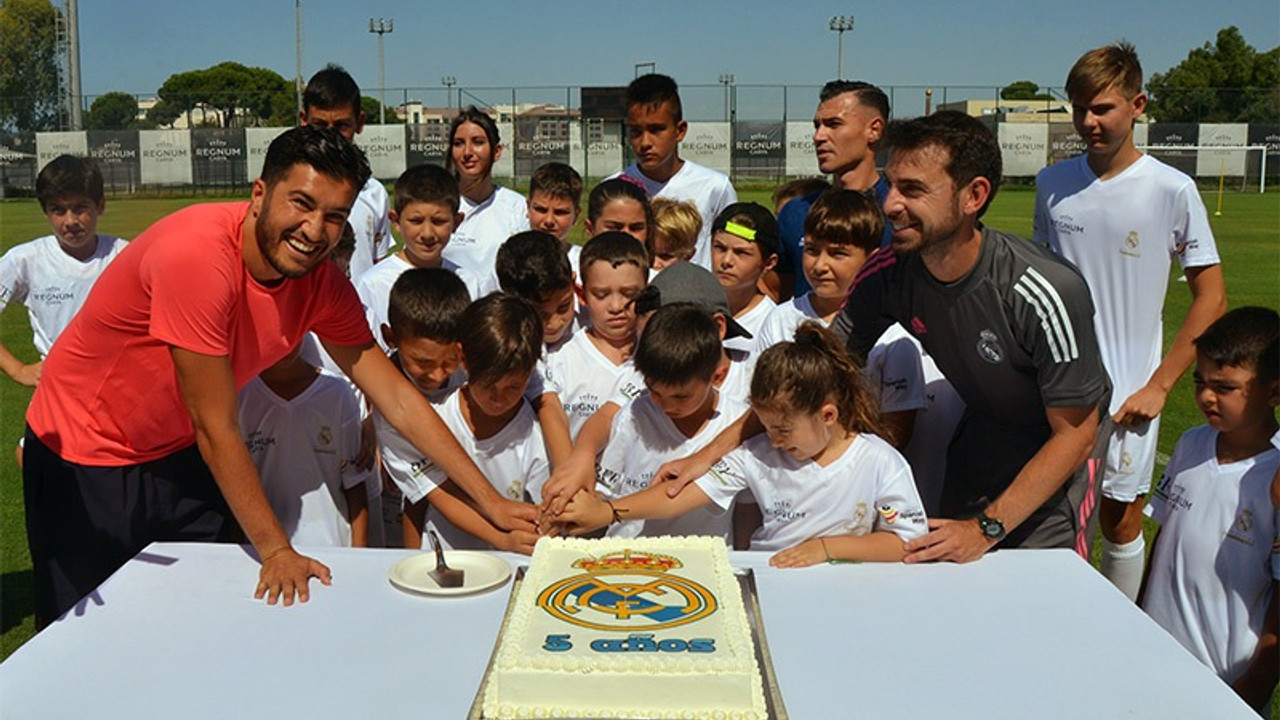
[{"xmin": 0, "ymin": 186, "xmax": 1276, "ymax": 672}]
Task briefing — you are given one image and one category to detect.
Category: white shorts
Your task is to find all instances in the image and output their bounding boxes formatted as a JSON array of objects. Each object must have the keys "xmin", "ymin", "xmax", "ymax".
[{"xmin": 1100, "ymin": 417, "xmax": 1160, "ymax": 502}]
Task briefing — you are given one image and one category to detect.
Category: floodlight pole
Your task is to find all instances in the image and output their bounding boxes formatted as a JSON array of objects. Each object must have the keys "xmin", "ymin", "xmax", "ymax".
[
  {"xmin": 829, "ymin": 15, "xmax": 854, "ymax": 80},
  {"xmin": 718, "ymin": 74, "xmax": 734, "ymax": 122},
  {"xmin": 442, "ymin": 75, "xmax": 456, "ymax": 118},
  {"xmin": 369, "ymin": 18, "xmax": 394, "ymax": 123},
  {"xmin": 295, "ymin": 0, "xmax": 303, "ymax": 117}
]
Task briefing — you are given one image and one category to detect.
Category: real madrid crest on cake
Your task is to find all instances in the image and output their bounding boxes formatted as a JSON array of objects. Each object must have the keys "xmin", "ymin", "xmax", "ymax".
[{"xmin": 537, "ymin": 549, "xmax": 718, "ymax": 634}]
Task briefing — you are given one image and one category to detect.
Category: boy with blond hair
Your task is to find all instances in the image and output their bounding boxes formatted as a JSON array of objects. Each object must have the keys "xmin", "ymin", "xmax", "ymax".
[
  {"xmin": 1035, "ymin": 41, "xmax": 1226, "ymax": 599},
  {"xmin": 1139, "ymin": 307, "xmax": 1277, "ymax": 711},
  {"xmin": 649, "ymin": 197, "xmax": 700, "ymax": 271}
]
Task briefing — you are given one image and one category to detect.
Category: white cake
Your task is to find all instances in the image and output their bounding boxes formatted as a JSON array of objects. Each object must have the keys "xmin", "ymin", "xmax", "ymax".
[{"xmin": 482, "ymin": 535, "xmax": 767, "ymax": 719}]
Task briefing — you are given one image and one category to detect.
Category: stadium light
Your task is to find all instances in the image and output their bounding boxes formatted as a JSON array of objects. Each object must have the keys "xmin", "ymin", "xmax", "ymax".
[
  {"xmin": 634, "ymin": 62, "xmax": 656, "ymax": 78},
  {"xmin": 442, "ymin": 75, "xmax": 457, "ymax": 117},
  {"xmin": 369, "ymin": 18, "xmax": 394, "ymax": 123},
  {"xmin": 829, "ymin": 15, "xmax": 855, "ymax": 80},
  {"xmin": 719, "ymin": 74, "xmax": 735, "ymax": 122}
]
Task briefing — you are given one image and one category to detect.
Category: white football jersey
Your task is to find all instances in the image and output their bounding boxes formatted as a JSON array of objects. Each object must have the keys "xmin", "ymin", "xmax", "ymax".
[
  {"xmin": 353, "ymin": 253, "xmax": 482, "ymax": 353},
  {"xmin": 618, "ymin": 160, "xmax": 737, "ymax": 268},
  {"xmin": 440, "ymin": 185, "xmax": 527, "ymax": 296},
  {"xmin": 1034, "ymin": 154, "xmax": 1220, "ymax": 412},
  {"xmin": 346, "ymin": 177, "xmax": 393, "ymax": 281},
  {"xmin": 544, "ymin": 330, "xmax": 635, "ymax": 439},
  {"xmin": 597, "ymin": 391, "xmax": 749, "ymax": 543},
  {"xmin": 867, "ymin": 323, "xmax": 964, "ymax": 514},
  {"xmin": 751, "ymin": 293, "xmax": 824, "ymax": 353},
  {"xmin": 237, "ymin": 373, "xmax": 369, "ymax": 547},
  {"xmin": 376, "ymin": 386, "xmax": 547, "ymax": 550},
  {"xmin": 724, "ymin": 295, "xmax": 776, "ymax": 356},
  {"xmin": 1142, "ymin": 425, "xmax": 1279, "ymax": 684},
  {"xmin": 0, "ymin": 235, "xmax": 127, "ymax": 357},
  {"xmin": 697, "ymin": 432, "xmax": 927, "ymax": 551}
]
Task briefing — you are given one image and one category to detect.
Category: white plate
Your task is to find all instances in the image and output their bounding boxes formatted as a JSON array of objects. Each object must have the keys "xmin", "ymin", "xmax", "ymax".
[{"xmin": 387, "ymin": 551, "xmax": 512, "ymax": 596}]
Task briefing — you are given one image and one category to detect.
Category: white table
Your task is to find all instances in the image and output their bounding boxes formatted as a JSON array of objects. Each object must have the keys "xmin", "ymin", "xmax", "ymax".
[{"xmin": 0, "ymin": 543, "xmax": 1256, "ymax": 719}]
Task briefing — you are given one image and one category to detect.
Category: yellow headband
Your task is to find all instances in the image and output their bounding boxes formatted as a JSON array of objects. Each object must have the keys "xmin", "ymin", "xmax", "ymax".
[{"xmin": 724, "ymin": 221, "xmax": 757, "ymax": 242}]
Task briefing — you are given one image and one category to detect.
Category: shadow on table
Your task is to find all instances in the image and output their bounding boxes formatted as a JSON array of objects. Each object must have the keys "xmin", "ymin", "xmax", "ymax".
[{"xmin": 1, "ymin": 568, "xmax": 33, "ymax": 636}]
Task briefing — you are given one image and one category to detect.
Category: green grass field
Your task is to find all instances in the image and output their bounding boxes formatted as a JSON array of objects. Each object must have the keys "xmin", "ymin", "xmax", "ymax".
[{"xmin": 0, "ymin": 186, "xmax": 1277, "ymax": 699}]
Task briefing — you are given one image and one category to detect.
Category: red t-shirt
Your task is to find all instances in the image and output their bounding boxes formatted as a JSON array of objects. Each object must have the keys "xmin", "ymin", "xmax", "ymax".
[{"xmin": 27, "ymin": 202, "xmax": 374, "ymax": 466}]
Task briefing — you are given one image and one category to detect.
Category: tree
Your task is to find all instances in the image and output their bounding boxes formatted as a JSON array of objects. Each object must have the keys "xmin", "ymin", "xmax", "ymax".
[
  {"xmin": 1147, "ymin": 26, "xmax": 1280, "ymax": 123},
  {"xmin": 86, "ymin": 92, "xmax": 139, "ymax": 130},
  {"xmin": 362, "ymin": 96, "xmax": 403, "ymax": 124},
  {"xmin": 1001, "ymin": 81, "xmax": 1052, "ymax": 102},
  {"xmin": 155, "ymin": 62, "xmax": 293, "ymax": 128},
  {"xmin": 0, "ymin": 0, "xmax": 62, "ymax": 132}
]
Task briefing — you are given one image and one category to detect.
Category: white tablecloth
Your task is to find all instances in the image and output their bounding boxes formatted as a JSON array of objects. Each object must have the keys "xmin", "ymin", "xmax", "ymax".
[{"xmin": 0, "ymin": 543, "xmax": 1256, "ymax": 719}]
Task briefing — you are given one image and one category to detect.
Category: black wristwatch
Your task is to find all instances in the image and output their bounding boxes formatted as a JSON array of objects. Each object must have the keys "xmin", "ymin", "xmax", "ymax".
[{"xmin": 976, "ymin": 512, "xmax": 1006, "ymax": 542}]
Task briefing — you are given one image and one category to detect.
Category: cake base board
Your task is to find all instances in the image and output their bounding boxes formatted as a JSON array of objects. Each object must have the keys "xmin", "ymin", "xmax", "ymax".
[{"xmin": 469, "ymin": 565, "xmax": 789, "ymax": 720}]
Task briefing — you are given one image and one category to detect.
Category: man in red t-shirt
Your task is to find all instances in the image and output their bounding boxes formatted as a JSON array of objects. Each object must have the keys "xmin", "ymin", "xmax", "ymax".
[{"xmin": 24, "ymin": 126, "xmax": 538, "ymax": 627}]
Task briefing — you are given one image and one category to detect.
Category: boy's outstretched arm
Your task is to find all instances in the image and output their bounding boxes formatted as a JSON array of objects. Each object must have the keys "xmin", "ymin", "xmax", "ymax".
[
  {"xmin": 541, "ymin": 401, "xmax": 621, "ymax": 517},
  {"xmin": 1114, "ymin": 264, "xmax": 1225, "ymax": 425},
  {"xmin": 534, "ymin": 390, "xmax": 573, "ymax": 469},
  {"xmin": 651, "ymin": 408, "xmax": 761, "ymax": 497},
  {"xmin": 327, "ymin": 339, "xmax": 537, "ymax": 534},
  {"xmin": 431, "ymin": 481, "xmax": 540, "ymax": 554},
  {"xmin": 558, "ymin": 483, "xmax": 714, "ymax": 536}
]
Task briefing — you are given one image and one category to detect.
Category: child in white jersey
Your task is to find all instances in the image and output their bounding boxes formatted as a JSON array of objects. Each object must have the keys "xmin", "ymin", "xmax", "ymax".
[
  {"xmin": 1035, "ymin": 42, "xmax": 1226, "ymax": 600},
  {"xmin": 356, "ymin": 163, "xmax": 479, "ymax": 354},
  {"xmin": 583, "ymin": 303, "xmax": 749, "ymax": 543},
  {"xmin": 585, "ymin": 177, "xmax": 653, "ymax": 251},
  {"xmin": 440, "ymin": 106, "xmax": 528, "ymax": 294},
  {"xmin": 561, "ymin": 321, "xmax": 927, "ymax": 563},
  {"xmin": 1, "ymin": 155, "xmax": 126, "ymax": 386},
  {"xmin": 545, "ymin": 232, "xmax": 648, "ymax": 439},
  {"xmin": 538, "ymin": 261, "xmax": 756, "ymax": 525},
  {"xmin": 709, "ymin": 202, "xmax": 779, "ymax": 358},
  {"xmin": 238, "ymin": 343, "xmax": 369, "ymax": 547},
  {"xmin": 526, "ymin": 162, "xmax": 584, "ymax": 273},
  {"xmin": 391, "ymin": 293, "xmax": 549, "ymax": 552},
  {"xmin": 1139, "ymin": 307, "xmax": 1278, "ymax": 712},
  {"xmin": 373, "ymin": 268, "xmax": 471, "ymax": 548},
  {"xmin": 649, "ymin": 197, "xmax": 700, "ymax": 271},
  {"xmin": 618, "ymin": 73, "xmax": 737, "ymax": 267},
  {"xmin": 2, "ymin": 155, "xmax": 127, "ymax": 466},
  {"xmin": 494, "ymin": 230, "xmax": 580, "ymax": 468}
]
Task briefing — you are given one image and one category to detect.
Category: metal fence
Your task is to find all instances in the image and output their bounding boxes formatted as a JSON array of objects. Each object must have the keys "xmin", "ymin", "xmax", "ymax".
[{"xmin": 2, "ymin": 84, "xmax": 1276, "ymax": 195}]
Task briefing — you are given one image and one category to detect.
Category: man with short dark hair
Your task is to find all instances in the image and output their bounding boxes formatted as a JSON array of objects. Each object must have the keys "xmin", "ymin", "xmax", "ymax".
[
  {"xmin": 772, "ymin": 80, "xmax": 893, "ymax": 300},
  {"xmin": 834, "ymin": 111, "xmax": 1111, "ymax": 562},
  {"xmin": 301, "ymin": 64, "xmax": 392, "ymax": 280},
  {"xmin": 23, "ymin": 126, "xmax": 536, "ymax": 627}
]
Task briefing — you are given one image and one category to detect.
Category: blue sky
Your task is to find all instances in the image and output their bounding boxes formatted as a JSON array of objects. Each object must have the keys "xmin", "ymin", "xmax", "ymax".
[{"xmin": 78, "ymin": 0, "xmax": 1277, "ymax": 119}]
